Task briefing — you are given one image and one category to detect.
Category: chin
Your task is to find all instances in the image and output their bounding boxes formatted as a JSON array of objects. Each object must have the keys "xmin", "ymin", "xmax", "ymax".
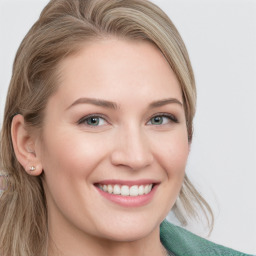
[
  {"xmin": 95, "ymin": 215, "xmax": 162, "ymax": 243},
  {"xmin": 101, "ymin": 227, "xmax": 155, "ymax": 243}
]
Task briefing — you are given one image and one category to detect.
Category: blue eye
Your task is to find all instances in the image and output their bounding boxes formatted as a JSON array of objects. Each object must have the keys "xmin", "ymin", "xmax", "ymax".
[
  {"xmin": 78, "ymin": 115, "xmax": 107, "ymax": 127},
  {"xmin": 147, "ymin": 114, "xmax": 177, "ymax": 125}
]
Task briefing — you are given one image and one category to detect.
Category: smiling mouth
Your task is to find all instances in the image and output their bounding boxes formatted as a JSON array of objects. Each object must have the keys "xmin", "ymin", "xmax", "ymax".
[{"xmin": 95, "ymin": 183, "xmax": 154, "ymax": 197}]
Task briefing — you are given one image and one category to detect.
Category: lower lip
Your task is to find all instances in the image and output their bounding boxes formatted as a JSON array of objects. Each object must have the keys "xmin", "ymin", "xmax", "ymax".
[{"xmin": 95, "ymin": 185, "xmax": 158, "ymax": 207}]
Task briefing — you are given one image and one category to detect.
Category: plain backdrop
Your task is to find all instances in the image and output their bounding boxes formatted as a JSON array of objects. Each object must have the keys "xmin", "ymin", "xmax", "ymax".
[{"xmin": 0, "ymin": 0, "xmax": 255, "ymax": 254}]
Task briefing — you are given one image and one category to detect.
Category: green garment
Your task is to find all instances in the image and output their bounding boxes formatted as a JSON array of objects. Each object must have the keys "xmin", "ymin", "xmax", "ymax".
[{"xmin": 160, "ymin": 220, "xmax": 253, "ymax": 256}]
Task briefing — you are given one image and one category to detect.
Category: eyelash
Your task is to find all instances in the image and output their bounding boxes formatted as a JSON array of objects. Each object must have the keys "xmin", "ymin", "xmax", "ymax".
[
  {"xmin": 77, "ymin": 113, "xmax": 178, "ymax": 127},
  {"xmin": 147, "ymin": 113, "xmax": 178, "ymax": 125},
  {"xmin": 77, "ymin": 114, "xmax": 108, "ymax": 127}
]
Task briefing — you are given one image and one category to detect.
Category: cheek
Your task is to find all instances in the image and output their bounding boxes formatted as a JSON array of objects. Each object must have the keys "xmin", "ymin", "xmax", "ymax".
[
  {"xmin": 39, "ymin": 128, "xmax": 112, "ymax": 188},
  {"xmin": 151, "ymin": 129, "xmax": 189, "ymax": 216},
  {"xmin": 38, "ymin": 129, "xmax": 111, "ymax": 218},
  {"xmin": 153, "ymin": 129, "xmax": 189, "ymax": 178}
]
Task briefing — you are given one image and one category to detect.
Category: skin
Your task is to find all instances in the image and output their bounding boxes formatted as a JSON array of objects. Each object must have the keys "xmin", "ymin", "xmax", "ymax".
[{"xmin": 12, "ymin": 38, "xmax": 189, "ymax": 256}]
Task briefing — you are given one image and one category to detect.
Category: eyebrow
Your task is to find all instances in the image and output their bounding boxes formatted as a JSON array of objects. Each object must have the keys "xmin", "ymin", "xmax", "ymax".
[
  {"xmin": 149, "ymin": 98, "xmax": 183, "ymax": 108},
  {"xmin": 66, "ymin": 97, "xmax": 118, "ymax": 110},
  {"xmin": 66, "ymin": 97, "xmax": 182, "ymax": 110}
]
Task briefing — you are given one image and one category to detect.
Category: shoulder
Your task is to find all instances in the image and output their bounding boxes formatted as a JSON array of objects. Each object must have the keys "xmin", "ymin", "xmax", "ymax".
[{"xmin": 160, "ymin": 220, "xmax": 253, "ymax": 256}]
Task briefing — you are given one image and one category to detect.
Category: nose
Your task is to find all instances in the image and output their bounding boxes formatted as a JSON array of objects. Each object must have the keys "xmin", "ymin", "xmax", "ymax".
[{"xmin": 110, "ymin": 126, "xmax": 154, "ymax": 171}]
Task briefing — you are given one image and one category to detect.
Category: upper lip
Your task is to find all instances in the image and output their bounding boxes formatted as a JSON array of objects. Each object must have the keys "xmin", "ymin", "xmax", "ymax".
[{"xmin": 94, "ymin": 179, "xmax": 160, "ymax": 186}]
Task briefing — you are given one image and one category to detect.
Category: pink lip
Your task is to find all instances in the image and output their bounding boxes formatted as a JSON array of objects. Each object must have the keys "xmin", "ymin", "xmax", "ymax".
[{"xmin": 94, "ymin": 180, "xmax": 159, "ymax": 207}]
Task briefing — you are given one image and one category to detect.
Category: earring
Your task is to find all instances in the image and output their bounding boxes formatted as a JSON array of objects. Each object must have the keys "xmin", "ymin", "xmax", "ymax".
[{"xmin": 29, "ymin": 166, "xmax": 36, "ymax": 171}]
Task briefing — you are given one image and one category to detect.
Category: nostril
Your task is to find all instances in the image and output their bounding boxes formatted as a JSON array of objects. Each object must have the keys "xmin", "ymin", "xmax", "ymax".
[{"xmin": 110, "ymin": 130, "xmax": 154, "ymax": 170}]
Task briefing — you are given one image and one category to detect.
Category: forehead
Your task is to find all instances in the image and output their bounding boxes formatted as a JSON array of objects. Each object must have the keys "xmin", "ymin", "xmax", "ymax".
[{"xmin": 51, "ymin": 38, "xmax": 182, "ymax": 108}]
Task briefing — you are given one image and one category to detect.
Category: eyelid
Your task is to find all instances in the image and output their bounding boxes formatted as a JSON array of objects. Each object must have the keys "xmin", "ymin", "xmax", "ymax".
[
  {"xmin": 77, "ymin": 114, "xmax": 109, "ymax": 126},
  {"xmin": 146, "ymin": 112, "xmax": 178, "ymax": 125},
  {"xmin": 76, "ymin": 112, "xmax": 178, "ymax": 127}
]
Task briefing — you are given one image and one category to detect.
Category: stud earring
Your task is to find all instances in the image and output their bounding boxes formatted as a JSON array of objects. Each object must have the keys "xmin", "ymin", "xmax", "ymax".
[{"xmin": 29, "ymin": 166, "xmax": 36, "ymax": 172}]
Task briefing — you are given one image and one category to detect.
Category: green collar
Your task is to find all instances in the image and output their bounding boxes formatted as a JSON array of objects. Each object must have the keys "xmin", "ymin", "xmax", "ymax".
[{"xmin": 160, "ymin": 220, "xmax": 252, "ymax": 256}]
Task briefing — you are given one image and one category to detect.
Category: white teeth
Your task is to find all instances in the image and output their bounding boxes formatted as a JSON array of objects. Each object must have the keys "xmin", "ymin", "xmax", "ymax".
[
  {"xmin": 144, "ymin": 185, "xmax": 149, "ymax": 194},
  {"xmin": 138, "ymin": 185, "xmax": 144, "ymax": 195},
  {"xmin": 113, "ymin": 184, "xmax": 121, "ymax": 195},
  {"xmin": 121, "ymin": 185, "xmax": 130, "ymax": 196},
  {"xmin": 145, "ymin": 184, "xmax": 153, "ymax": 194},
  {"xmin": 98, "ymin": 184, "xmax": 154, "ymax": 197},
  {"xmin": 107, "ymin": 185, "xmax": 113, "ymax": 194},
  {"xmin": 130, "ymin": 185, "xmax": 139, "ymax": 196}
]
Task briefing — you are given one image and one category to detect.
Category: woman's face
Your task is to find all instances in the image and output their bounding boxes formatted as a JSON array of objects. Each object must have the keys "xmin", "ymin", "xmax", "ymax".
[{"xmin": 37, "ymin": 38, "xmax": 189, "ymax": 243}]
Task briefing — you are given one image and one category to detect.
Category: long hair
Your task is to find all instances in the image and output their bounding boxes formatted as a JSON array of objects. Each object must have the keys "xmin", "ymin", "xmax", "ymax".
[{"xmin": 0, "ymin": 0, "xmax": 213, "ymax": 255}]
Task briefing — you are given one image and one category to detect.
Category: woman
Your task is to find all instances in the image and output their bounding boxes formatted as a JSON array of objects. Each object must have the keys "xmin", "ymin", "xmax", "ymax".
[{"xmin": 0, "ymin": 0, "xmax": 253, "ymax": 255}]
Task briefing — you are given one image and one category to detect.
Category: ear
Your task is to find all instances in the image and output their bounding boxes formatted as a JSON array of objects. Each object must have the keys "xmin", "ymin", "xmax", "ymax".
[{"xmin": 11, "ymin": 114, "xmax": 43, "ymax": 176}]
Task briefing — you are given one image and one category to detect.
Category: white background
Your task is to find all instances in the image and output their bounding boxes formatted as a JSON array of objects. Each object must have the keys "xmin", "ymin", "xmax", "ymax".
[{"xmin": 0, "ymin": 0, "xmax": 255, "ymax": 254}]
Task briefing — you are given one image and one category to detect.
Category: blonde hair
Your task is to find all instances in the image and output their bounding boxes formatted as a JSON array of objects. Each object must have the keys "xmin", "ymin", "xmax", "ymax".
[{"xmin": 0, "ymin": 0, "xmax": 213, "ymax": 255}]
